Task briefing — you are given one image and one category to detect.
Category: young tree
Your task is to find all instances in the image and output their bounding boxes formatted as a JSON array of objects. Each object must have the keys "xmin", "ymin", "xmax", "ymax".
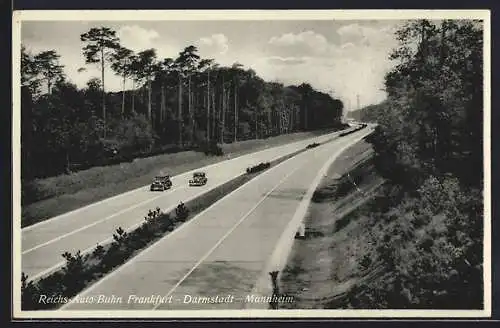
[
  {"xmin": 21, "ymin": 45, "xmax": 41, "ymax": 97},
  {"xmin": 198, "ymin": 58, "xmax": 215, "ymax": 142},
  {"xmin": 297, "ymin": 83, "xmax": 313, "ymax": 130},
  {"xmin": 33, "ymin": 50, "xmax": 65, "ymax": 94},
  {"xmin": 173, "ymin": 60, "xmax": 184, "ymax": 146},
  {"xmin": 136, "ymin": 49, "xmax": 158, "ymax": 122},
  {"xmin": 127, "ymin": 54, "xmax": 142, "ymax": 115},
  {"xmin": 80, "ymin": 27, "xmax": 120, "ymax": 137},
  {"xmin": 156, "ymin": 58, "xmax": 175, "ymax": 125},
  {"xmin": 230, "ymin": 62, "xmax": 244, "ymax": 142},
  {"xmin": 176, "ymin": 46, "xmax": 200, "ymax": 145},
  {"xmin": 111, "ymin": 46, "xmax": 134, "ymax": 117}
]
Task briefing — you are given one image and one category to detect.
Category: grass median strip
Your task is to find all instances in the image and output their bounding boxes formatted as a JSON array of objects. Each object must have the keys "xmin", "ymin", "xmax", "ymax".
[
  {"xmin": 21, "ymin": 133, "xmax": 341, "ymax": 310},
  {"xmin": 306, "ymin": 143, "xmax": 321, "ymax": 149},
  {"xmin": 339, "ymin": 124, "xmax": 367, "ymax": 137}
]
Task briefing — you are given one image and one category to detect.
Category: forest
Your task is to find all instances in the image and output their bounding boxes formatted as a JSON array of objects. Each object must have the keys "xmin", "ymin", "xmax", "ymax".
[
  {"xmin": 345, "ymin": 19, "xmax": 484, "ymax": 308},
  {"xmin": 21, "ymin": 26, "xmax": 345, "ymax": 181}
]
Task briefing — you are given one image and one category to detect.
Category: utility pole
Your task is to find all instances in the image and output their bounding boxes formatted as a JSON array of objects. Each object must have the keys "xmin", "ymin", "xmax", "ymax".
[{"xmin": 357, "ymin": 94, "xmax": 360, "ymax": 110}]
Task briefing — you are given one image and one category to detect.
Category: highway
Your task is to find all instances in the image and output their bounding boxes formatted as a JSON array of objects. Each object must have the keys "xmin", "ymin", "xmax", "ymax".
[
  {"xmin": 59, "ymin": 126, "xmax": 373, "ymax": 311},
  {"xmin": 22, "ymin": 128, "xmax": 355, "ymax": 281}
]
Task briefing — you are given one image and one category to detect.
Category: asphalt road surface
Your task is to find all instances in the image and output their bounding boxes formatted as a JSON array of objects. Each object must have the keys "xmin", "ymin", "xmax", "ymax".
[
  {"xmin": 59, "ymin": 126, "xmax": 373, "ymax": 311},
  {"xmin": 21, "ymin": 128, "xmax": 355, "ymax": 281}
]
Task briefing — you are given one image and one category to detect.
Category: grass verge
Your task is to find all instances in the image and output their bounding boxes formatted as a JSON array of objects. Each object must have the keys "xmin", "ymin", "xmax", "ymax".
[{"xmin": 22, "ymin": 127, "xmax": 347, "ymax": 227}]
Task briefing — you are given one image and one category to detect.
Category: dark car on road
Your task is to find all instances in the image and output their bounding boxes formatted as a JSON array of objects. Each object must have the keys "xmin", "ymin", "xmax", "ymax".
[
  {"xmin": 189, "ymin": 172, "xmax": 208, "ymax": 186},
  {"xmin": 150, "ymin": 175, "xmax": 172, "ymax": 191}
]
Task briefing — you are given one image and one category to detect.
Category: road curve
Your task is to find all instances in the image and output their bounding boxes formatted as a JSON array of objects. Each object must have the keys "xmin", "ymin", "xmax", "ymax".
[
  {"xmin": 21, "ymin": 128, "xmax": 354, "ymax": 281},
  {"xmin": 59, "ymin": 127, "xmax": 372, "ymax": 311}
]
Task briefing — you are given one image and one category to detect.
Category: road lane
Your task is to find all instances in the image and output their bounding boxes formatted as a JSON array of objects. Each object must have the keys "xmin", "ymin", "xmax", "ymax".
[
  {"xmin": 59, "ymin": 127, "xmax": 372, "ymax": 311},
  {"xmin": 22, "ymin": 128, "xmax": 353, "ymax": 280}
]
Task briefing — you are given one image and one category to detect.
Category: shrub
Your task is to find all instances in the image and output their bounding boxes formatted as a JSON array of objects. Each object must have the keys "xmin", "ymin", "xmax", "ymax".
[
  {"xmin": 246, "ymin": 162, "xmax": 271, "ymax": 174},
  {"xmin": 306, "ymin": 142, "xmax": 320, "ymax": 149},
  {"xmin": 175, "ymin": 202, "xmax": 189, "ymax": 222},
  {"xmin": 339, "ymin": 124, "xmax": 366, "ymax": 137},
  {"xmin": 92, "ymin": 244, "xmax": 105, "ymax": 259},
  {"xmin": 60, "ymin": 251, "xmax": 89, "ymax": 296},
  {"xmin": 21, "ymin": 204, "xmax": 191, "ymax": 310},
  {"xmin": 21, "ymin": 272, "xmax": 41, "ymax": 310}
]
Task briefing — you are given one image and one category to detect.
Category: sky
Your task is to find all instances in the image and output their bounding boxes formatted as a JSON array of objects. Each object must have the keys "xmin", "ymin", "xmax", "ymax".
[{"xmin": 21, "ymin": 19, "xmax": 404, "ymax": 110}]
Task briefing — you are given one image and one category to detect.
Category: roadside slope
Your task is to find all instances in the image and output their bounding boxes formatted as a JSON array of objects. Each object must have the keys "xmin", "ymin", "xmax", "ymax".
[{"xmin": 278, "ymin": 139, "xmax": 386, "ymax": 309}]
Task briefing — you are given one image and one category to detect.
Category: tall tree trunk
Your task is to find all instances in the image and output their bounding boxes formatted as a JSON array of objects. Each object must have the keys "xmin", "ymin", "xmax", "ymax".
[
  {"xmin": 268, "ymin": 109, "xmax": 272, "ymax": 136},
  {"xmin": 178, "ymin": 74, "xmax": 183, "ymax": 146},
  {"xmin": 220, "ymin": 78, "xmax": 226, "ymax": 144},
  {"xmin": 147, "ymin": 78, "xmax": 152, "ymax": 121},
  {"xmin": 419, "ymin": 20, "xmax": 429, "ymax": 65},
  {"xmin": 192, "ymin": 91, "xmax": 194, "ymax": 140},
  {"xmin": 121, "ymin": 74, "xmax": 126, "ymax": 117},
  {"xmin": 440, "ymin": 21, "xmax": 447, "ymax": 69},
  {"xmin": 305, "ymin": 104, "xmax": 308, "ymax": 130},
  {"xmin": 101, "ymin": 47, "xmax": 106, "ymax": 138},
  {"xmin": 206, "ymin": 70, "xmax": 210, "ymax": 143},
  {"xmin": 65, "ymin": 151, "xmax": 71, "ymax": 174},
  {"xmin": 226, "ymin": 87, "xmax": 230, "ymax": 140},
  {"xmin": 280, "ymin": 110, "xmax": 283, "ymax": 134},
  {"xmin": 131, "ymin": 81, "xmax": 136, "ymax": 114},
  {"xmin": 234, "ymin": 80, "xmax": 238, "ymax": 142},
  {"xmin": 212, "ymin": 87, "xmax": 216, "ymax": 141},
  {"xmin": 188, "ymin": 76, "xmax": 194, "ymax": 145},
  {"xmin": 160, "ymin": 83, "xmax": 166, "ymax": 124},
  {"xmin": 255, "ymin": 110, "xmax": 258, "ymax": 139},
  {"xmin": 188, "ymin": 76, "xmax": 191, "ymax": 144}
]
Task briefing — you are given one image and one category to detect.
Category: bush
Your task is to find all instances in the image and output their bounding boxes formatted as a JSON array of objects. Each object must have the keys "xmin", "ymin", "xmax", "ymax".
[
  {"xmin": 175, "ymin": 202, "xmax": 190, "ymax": 222},
  {"xmin": 246, "ymin": 162, "xmax": 271, "ymax": 174},
  {"xmin": 21, "ymin": 204, "xmax": 189, "ymax": 310},
  {"xmin": 21, "ymin": 272, "xmax": 41, "ymax": 310},
  {"xmin": 306, "ymin": 142, "xmax": 320, "ymax": 149},
  {"xmin": 339, "ymin": 124, "xmax": 366, "ymax": 137}
]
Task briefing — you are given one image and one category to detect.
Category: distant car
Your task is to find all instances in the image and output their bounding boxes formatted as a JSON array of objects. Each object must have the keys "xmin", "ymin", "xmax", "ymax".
[
  {"xmin": 189, "ymin": 172, "xmax": 207, "ymax": 186},
  {"xmin": 150, "ymin": 175, "xmax": 172, "ymax": 191}
]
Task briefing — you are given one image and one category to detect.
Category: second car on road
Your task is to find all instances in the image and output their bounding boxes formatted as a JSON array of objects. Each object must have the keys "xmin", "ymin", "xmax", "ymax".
[
  {"xmin": 189, "ymin": 172, "xmax": 208, "ymax": 186},
  {"xmin": 150, "ymin": 175, "xmax": 172, "ymax": 191}
]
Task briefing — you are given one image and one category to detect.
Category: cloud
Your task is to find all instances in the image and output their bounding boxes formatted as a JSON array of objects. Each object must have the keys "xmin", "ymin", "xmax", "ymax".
[
  {"xmin": 267, "ymin": 56, "xmax": 308, "ymax": 66},
  {"xmin": 21, "ymin": 21, "xmax": 400, "ymax": 108},
  {"xmin": 117, "ymin": 25, "xmax": 160, "ymax": 52},
  {"xmin": 337, "ymin": 23, "xmax": 397, "ymax": 48},
  {"xmin": 267, "ymin": 30, "xmax": 336, "ymax": 57},
  {"xmin": 116, "ymin": 25, "xmax": 180, "ymax": 59},
  {"xmin": 196, "ymin": 33, "xmax": 229, "ymax": 55},
  {"xmin": 340, "ymin": 42, "xmax": 355, "ymax": 50},
  {"xmin": 258, "ymin": 24, "xmax": 401, "ymax": 108}
]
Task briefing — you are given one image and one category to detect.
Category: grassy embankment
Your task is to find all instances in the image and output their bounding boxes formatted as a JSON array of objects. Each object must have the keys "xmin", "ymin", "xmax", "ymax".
[{"xmin": 22, "ymin": 128, "xmax": 343, "ymax": 227}]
